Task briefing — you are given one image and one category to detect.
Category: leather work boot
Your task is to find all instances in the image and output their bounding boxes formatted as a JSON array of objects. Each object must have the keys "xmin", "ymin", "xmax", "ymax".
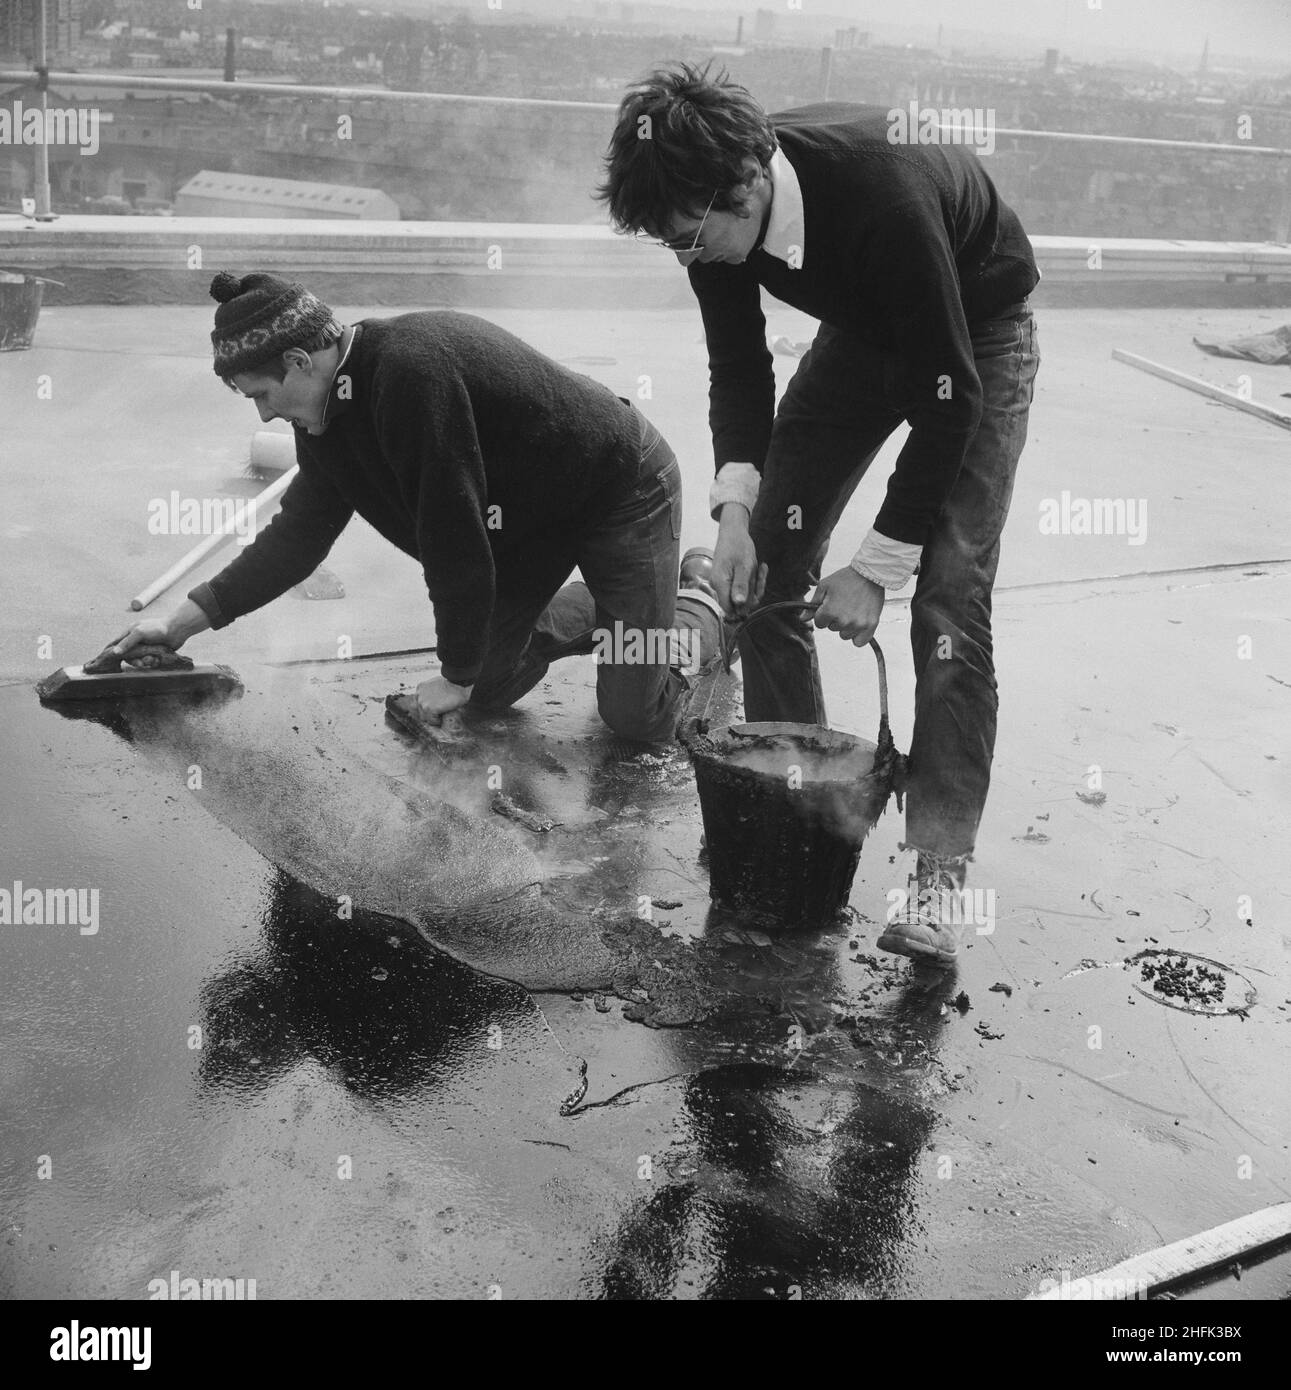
[
  {"xmin": 679, "ymin": 546, "xmax": 723, "ymax": 612},
  {"xmin": 676, "ymin": 545, "xmax": 738, "ymax": 672},
  {"xmin": 876, "ymin": 854, "xmax": 965, "ymax": 969}
]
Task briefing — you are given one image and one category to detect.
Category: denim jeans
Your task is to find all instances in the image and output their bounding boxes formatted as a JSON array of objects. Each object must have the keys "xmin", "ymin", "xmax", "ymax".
[
  {"xmin": 739, "ymin": 307, "xmax": 1041, "ymax": 860},
  {"xmin": 469, "ymin": 409, "xmax": 722, "ymax": 742}
]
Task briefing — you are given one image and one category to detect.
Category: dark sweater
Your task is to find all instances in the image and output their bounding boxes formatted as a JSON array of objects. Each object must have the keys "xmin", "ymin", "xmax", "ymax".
[
  {"xmin": 689, "ymin": 104, "xmax": 1040, "ymax": 546},
  {"xmin": 190, "ymin": 311, "xmax": 642, "ymax": 683}
]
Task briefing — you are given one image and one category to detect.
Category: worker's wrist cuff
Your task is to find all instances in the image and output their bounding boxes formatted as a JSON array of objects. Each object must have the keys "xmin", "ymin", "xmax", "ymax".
[
  {"xmin": 709, "ymin": 462, "xmax": 761, "ymax": 521},
  {"xmin": 187, "ymin": 582, "xmax": 229, "ymax": 630},
  {"xmin": 438, "ymin": 664, "xmax": 481, "ymax": 689},
  {"xmin": 849, "ymin": 529, "xmax": 922, "ymax": 591}
]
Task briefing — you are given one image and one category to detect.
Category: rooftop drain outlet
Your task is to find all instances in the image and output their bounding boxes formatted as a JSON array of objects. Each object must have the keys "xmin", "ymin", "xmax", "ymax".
[
  {"xmin": 1130, "ymin": 948, "xmax": 1256, "ymax": 1017},
  {"xmin": 1062, "ymin": 949, "xmax": 1256, "ymax": 1017}
]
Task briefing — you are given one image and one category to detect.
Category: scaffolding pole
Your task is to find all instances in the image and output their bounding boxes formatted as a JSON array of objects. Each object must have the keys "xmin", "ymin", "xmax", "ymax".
[{"xmin": 32, "ymin": 0, "xmax": 55, "ymax": 220}]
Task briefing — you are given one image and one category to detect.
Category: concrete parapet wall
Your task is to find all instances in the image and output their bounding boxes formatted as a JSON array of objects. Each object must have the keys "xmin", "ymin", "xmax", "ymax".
[{"xmin": 2, "ymin": 217, "xmax": 1290, "ymax": 307}]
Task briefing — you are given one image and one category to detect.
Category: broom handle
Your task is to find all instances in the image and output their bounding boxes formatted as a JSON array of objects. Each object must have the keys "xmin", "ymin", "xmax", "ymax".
[
  {"xmin": 128, "ymin": 465, "xmax": 298, "ymax": 611},
  {"xmin": 723, "ymin": 599, "xmax": 890, "ymax": 743}
]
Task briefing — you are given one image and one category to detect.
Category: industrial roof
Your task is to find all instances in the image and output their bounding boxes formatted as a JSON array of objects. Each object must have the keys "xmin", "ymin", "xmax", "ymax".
[{"xmin": 176, "ymin": 170, "xmax": 397, "ymax": 211}]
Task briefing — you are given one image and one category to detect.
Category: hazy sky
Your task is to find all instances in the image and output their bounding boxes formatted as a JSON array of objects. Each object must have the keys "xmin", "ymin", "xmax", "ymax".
[
  {"xmin": 524, "ymin": 0, "xmax": 1291, "ymax": 65},
  {"xmin": 823, "ymin": 0, "xmax": 1291, "ymax": 59}
]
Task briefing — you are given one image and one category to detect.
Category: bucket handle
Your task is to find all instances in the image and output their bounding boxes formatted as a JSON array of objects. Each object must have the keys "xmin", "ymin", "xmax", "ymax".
[
  {"xmin": 722, "ymin": 599, "xmax": 892, "ymax": 753},
  {"xmin": 0, "ymin": 267, "xmax": 65, "ymax": 287}
]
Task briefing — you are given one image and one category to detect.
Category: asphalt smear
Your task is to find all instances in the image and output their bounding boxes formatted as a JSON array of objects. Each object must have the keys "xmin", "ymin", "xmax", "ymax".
[
  {"xmin": 38, "ymin": 677, "xmax": 616, "ymax": 991},
  {"xmin": 35, "ymin": 671, "xmax": 912, "ymax": 1039}
]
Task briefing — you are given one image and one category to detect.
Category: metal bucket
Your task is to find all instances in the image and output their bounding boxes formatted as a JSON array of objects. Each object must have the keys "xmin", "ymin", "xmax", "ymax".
[
  {"xmin": 682, "ymin": 603, "xmax": 903, "ymax": 929},
  {"xmin": 0, "ymin": 271, "xmax": 45, "ymax": 352}
]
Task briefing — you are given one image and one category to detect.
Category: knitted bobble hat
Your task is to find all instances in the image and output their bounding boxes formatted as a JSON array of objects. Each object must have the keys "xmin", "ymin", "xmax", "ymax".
[{"xmin": 209, "ymin": 271, "xmax": 340, "ymax": 378}]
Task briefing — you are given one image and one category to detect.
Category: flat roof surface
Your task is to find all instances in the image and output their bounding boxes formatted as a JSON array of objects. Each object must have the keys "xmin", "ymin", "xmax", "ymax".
[{"xmin": 1, "ymin": 299, "xmax": 1288, "ymax": 1299}]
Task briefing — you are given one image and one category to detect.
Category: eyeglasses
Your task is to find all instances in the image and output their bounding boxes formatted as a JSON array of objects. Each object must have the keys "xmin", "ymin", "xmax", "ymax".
[{"xmin": 635, "ymin": 189, "xmax": 718, "ymax": 261}]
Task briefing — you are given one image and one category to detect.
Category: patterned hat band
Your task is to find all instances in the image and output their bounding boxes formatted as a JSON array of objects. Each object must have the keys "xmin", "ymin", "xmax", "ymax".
[{"xmin": 211, "ymin": 283, "xmax": 340, "ymax": 378}]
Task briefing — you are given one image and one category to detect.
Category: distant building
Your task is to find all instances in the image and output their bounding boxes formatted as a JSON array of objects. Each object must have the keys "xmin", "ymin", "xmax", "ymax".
[
  {"xmin": 175, "ymin": 170, "xmax": 401, "ymax": 220},
  {"xmin": 0, "ymin": 0, "xmax": 82, "ymax": 57}
]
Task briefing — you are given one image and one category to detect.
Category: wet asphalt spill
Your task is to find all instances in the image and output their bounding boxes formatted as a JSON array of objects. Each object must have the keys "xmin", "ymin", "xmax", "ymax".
[
  {"xmin": 22, "ymin": 661, "xmax": 953, "ymax": 1095},
  {"xmin": 8, "ymin": 660, "xmax": 1286, "ymax": 1298}
]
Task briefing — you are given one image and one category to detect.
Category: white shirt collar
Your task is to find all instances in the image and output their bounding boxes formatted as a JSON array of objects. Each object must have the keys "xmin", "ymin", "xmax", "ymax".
[
  {"xmin": 318, "ymin": 323, "xmax": 358, "ymax": 428},
  {"xmin": 761, "ymin": 147, "xmax": 805, "ymax": 267}
]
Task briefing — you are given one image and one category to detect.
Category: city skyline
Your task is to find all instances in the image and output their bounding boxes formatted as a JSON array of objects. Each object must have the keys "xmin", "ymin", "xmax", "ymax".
[{"xmin": 374, "ymin": 0, "xmax": 1291, "ymax": 70}]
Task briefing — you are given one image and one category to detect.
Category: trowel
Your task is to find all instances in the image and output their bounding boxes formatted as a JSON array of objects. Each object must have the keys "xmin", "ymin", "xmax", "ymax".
[
  {"xmin": 36, "ymin": 640, "xmax": 243, "ymax": 703},
  {"xmin": 384, "ymin": 691, "xmax": 479, "ymax": 750}
]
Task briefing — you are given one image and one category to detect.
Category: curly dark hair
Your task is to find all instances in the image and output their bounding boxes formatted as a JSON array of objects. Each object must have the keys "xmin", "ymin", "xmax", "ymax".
[{"xmin": 596, "ymin": 61, "xmax": 777, "ymax": 237}]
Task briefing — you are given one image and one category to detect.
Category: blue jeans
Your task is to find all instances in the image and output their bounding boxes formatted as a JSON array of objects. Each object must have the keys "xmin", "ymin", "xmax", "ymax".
[
  {"xmin": 469, "ymin": 409, "xmax": 722, "ymax": 742},
  {"xmin": 739, "ymin": 307, "xmax": 1041, "ymax": 860}
]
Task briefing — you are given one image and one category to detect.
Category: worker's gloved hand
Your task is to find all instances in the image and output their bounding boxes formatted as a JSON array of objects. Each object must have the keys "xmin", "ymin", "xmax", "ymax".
[
  {"xmin": 811, "ymin": 567, "xmax": 885, "ymax": 646},
  {"xmin": 415, "ymin": 675, "xmax": 474, "ymax": 724},
  {"xmin": 712, "ymin": 508, "xmax": 766, "ymax": 616}
]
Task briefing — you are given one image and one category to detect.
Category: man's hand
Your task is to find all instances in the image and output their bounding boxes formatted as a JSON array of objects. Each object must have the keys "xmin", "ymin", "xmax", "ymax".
[
  {"xmin": 112, "ymin": 598, "xmax": 211, "ymax": 658},
  {"xmin": 416, "ymin": 675, "xmax": 474, "ymax": 724},
  {"xmin": 811, "ymin": 567, "xmax": 885, "ymax": 646},
  {"xmin": 712, "ymin": 504, "xmax": 767, "ymax": 616}
]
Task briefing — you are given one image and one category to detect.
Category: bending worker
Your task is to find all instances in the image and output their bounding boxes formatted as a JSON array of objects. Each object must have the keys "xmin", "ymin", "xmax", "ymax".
[{"xmin": 598, "ymin": 65, "xmax": 1041, "ymax": 966}]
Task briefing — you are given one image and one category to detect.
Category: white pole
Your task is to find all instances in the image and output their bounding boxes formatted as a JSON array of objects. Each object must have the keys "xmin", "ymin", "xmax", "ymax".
[
  {"xmin": 1112, "ymin": 348, "xmax": 1291, "ymax": 432},
  {"xmin": 1028, "ymin": 1201, "xmax": 1291, "ymax": 1299},
  {"xmin": 129, "ymin": 465, "xmax": 297, "ymax": 611}
]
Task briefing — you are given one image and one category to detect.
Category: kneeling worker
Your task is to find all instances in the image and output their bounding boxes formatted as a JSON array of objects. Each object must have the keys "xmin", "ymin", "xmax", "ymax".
[{"xmin": 116, "ymin": 272, "xmax": 723, "ymax": 740}]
